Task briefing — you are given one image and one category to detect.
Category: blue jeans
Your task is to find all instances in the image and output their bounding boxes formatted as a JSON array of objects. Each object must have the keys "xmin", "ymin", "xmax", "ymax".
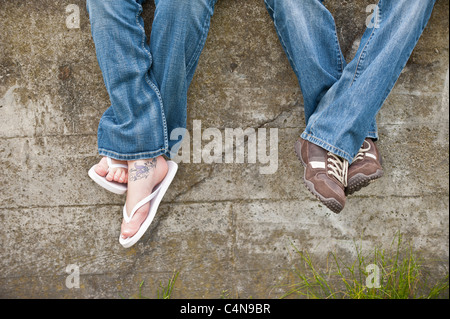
[
  {"xmin": 265, "ymin": 0, "xmax": 436, "ymax": 163},
  {"xmin": 86, "ymin": 0, "xmax": 217, "ymax": 160}
]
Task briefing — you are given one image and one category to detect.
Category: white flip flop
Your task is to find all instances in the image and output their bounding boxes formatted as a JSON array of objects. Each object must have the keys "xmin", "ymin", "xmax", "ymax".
[
  {"xmin": 88, "ymin": 157, "xmax": 128, "ymax": 195},
  {"xmin": 119, "ymin": 160, "xmax": 178, "ymax": 248}
]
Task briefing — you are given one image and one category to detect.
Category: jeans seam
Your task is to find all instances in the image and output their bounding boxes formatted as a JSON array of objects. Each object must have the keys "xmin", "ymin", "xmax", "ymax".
[
  {"xmin": 135, "ymin": 1, "xmax": 169, "ymax": 152},
  {"xmin": 309, "ymin": 30, "xmax": 343, "ymax": 137},
  {"xmin": 294, "ymin": 1, "xmax": 344, "ymax": 137},
  {"xmin": 310, "ymin": 0, "xmax": 379, "ymax": 143},
  {"xmin": 97, "ymin": 115, "xmax": 105, "ymax": 148},
  {"xmin": 333, "ymin": 26, "xmax": 344, "ymax": 74},
  {"xmin": 186, "ymin": 0, "xmax": 216, "ymax": 76},
  {"xmin": 378, "ymin": 2, "xmax": 433, "ymax": 112},
  {"xmin": 349, "ymin": 0, "xmax": 382, "ymax": 87},
  {"xmin": 267, "ymin": 2, "xmax": 300, "ymax": 76}
]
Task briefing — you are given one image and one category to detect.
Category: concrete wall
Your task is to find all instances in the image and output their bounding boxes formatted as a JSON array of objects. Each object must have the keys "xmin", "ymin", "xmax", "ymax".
[{"xmin": 0, "ymin": 0, "xmax": 448, "ymax": 298}]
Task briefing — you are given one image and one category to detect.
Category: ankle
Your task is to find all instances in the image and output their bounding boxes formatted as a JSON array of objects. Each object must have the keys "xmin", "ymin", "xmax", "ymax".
[{"xmin": 127, "ymin": 156, "xmax": 168, "ymax": 184}]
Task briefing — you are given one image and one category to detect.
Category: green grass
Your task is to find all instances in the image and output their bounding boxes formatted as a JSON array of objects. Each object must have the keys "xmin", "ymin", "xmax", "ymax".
[
  {"xmin": 281, "ymin": 234, "xmax": 449, "ymax": 299},
  {"xmin": 124, "ymin": 270, "xmax": 179, "ymax": 299},
  {"xmin": 156, "ymin": 270, "xmax": 179, "ymax": 299},
  {"xmin": 122, "ymin": 234, "xmax": 448, "ymax": 299}
]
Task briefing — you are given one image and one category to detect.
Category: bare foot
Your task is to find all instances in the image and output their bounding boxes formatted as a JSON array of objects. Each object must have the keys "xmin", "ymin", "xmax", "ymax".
[
  {"xmin": 121, "ymin": 156, "xmax": 168, "ymax": 239},
  {"xmin": 94, "ymin": 157, "xmax": 128, "ymax": 184}
]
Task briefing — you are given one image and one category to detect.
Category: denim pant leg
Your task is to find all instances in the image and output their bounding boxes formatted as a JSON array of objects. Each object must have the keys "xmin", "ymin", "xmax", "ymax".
[
  {"xmin": 150, "ymin": 0, "xmax": 218, "ymax": 157},
  {"xmin": 86, "ymin": 0, "xmax": 217, "ymax": 161},
  {"xmin": 266, "ymin": 0, "xmax": 435, "ymax": 163},
  {"xmin": 264, "ymin": 0, "xmax": 346, "ymax": 123},
  {"xmin": 303, "ymin": 0, "xmax": 436, "ymax": 163}
]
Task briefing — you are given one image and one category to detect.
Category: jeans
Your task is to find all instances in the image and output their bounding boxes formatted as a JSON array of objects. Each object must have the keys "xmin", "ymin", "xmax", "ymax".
[
  {"xmin": 265, "ymin": 0, "xmax": 436, "ymax": 163},
  {"xmin": 86, "ymin": 0, "xmax": 217, "ymax": 160}
]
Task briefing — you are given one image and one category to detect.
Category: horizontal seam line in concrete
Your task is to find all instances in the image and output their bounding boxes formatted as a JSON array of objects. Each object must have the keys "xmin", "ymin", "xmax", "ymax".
[
  {"xmin": 1, "ymin": 120, "xmax": 449, "ymax": 140},
  {"xmin": 0, "ymin": 270, "xmax": 184, "ymax": 281},
  {"xmin": 1, "ymin": 193, "xmax": 448, "ymax": 211},
  {"xmin": 1, "ymin": 260, "xmax": 448, "ymax": 282},
  {"xmin": 0, "ymin": 133, "xmax": 97, "ymax": 140}
]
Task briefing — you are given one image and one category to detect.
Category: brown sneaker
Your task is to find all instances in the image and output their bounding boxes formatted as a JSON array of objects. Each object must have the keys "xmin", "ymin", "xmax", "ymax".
[
  {"xmin": 294, "ymin": 138, "xmax": 348, "ymax": 214},
  {"xmin": 346, "ymin": 138, "xmax": 384, "ymax": 195}
]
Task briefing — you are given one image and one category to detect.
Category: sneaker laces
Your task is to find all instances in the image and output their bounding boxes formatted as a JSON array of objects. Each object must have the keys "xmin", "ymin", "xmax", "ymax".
[
  {"xmin": 327, "ymin": 152, "xmax": 348, "ymax": 187},
  {"xmin": 353, "ymin": 140, "xmax": 371, "ymax": 162}
]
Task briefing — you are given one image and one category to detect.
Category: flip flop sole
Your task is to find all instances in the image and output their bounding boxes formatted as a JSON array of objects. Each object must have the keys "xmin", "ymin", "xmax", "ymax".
[{"xmin": 88, "ymin": 165, "xmax": 127, "ymax": 195}]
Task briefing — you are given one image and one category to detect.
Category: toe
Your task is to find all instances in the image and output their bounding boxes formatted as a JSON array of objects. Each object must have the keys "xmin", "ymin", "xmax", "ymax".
[
  {"xmin": 117, "ymin": 170, "xmax": 124, "ymax": 183},
  {"xmin": 94, "ymin": 157, "xmax": 108, "ymax": 177},
  {"xmin": 121, "ymin": 224, "xmax": 136, "ymax": 239},
  {"xmin": 114, "ymin": 170, "xmax": 122, "ymax": 182},
  {"xmin": 94, "ymin": 157, "xmax": 128, "ymax": 183},
  {"xmin": 121, "ymin": 170, "xmax": 128, "ymax": 183},
  {"xmin": 106, "ymin": 170, "xmax": 115, "ymax": 182},
  {"xmin": 117, "ymin": 169, "xmax": 126, "ymax": 183},
  {"xmin": 121, "ymin": 204, "xmax": 149, "ymax": 239},
  {"xmin": 121, "ymin": 220, "xmax": 140, "ymax": 239}
]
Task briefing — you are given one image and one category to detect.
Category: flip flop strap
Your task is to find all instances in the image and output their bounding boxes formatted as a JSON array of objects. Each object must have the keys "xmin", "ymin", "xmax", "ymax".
[
  {"xmin": 123, "ymin": 183, "xmax": 163, "ymax": 224},
  {"xmin": 106, "ymin": 157, "xmax": 128, "ymax": 172}
]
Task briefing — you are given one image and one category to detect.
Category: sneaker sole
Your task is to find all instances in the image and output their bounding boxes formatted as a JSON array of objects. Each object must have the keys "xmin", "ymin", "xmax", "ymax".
[
  {"xmin": 346, "ymin": 169, "xmax": 384, "ymax": 196},
  {"xmin": 294, "ymin": 139, "xmax": 343, "ymax": 214},
  {"xmin": 304, "ymin": 176, "xmax": 344, "ymax": 214}
]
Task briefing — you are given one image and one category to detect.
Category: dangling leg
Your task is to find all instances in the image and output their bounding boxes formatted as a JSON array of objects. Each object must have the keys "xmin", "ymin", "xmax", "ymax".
[
  {"xmin": 303, "ymin": 0, "xmax": 436, "ymax": 163},
  {"xmin": 266, "ymin": 0, "xmax": 349, "ymax": 212}
]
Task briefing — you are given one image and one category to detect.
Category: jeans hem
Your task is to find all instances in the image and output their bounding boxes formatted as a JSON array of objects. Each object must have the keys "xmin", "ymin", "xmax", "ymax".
[
  {"xmin": 366, "ymin": 131, "xmax": 379, "ymax": 141},
  {"xmin": 300, "ymin": 132, "xmax": 354, "ymax": 164},
  {"xmin": 98, "ymin": 147, "xmax": 170, "ymax": 161}
]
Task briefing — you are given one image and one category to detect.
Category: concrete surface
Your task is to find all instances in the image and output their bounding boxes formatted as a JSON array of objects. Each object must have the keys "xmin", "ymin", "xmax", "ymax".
[{"xmin": 0, "ymin": 0, "xmax": 448, "ymax": 298}]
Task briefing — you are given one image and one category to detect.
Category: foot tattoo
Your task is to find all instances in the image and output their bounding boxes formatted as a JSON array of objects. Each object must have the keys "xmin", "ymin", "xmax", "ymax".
[{"xmin": 128, "ymin": 159, "xmax": 157, "ymax": 182}]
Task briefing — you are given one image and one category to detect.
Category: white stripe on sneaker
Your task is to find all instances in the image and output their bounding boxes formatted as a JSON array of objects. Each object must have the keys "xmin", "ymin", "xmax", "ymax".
[{"xmin": 310, "ymin": 161, "xmax": 326, "ymax": 169}]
